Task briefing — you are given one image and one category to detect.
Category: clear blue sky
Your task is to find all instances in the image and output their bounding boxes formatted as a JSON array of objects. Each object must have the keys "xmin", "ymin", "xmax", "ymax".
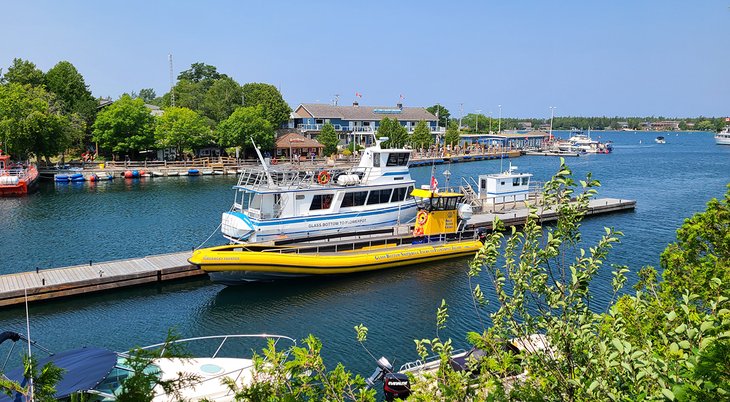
[{"xmin": 2, "ymin": 1, "xmax": 728, "ymax": 119}]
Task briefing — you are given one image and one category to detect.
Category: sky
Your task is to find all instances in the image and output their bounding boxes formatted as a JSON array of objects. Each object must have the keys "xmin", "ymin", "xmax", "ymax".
[{"xmin": 1, "ymin": 0, "xmax": 728, "ymax": 119}]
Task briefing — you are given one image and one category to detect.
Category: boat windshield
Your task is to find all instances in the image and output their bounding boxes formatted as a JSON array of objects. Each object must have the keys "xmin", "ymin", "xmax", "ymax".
[
  {"xmin": 92, "ymin": 356, "xmax": 161, "ymax": 400},
  {"xmin": 415, "ymin": 195, "xmax": 460, "ymax": 211}
]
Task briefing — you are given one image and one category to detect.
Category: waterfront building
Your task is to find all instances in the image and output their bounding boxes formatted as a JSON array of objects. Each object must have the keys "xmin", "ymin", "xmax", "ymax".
[
  {"xmin": 291, "ymin": 102, "xmax": 442, "ymax": 146},
  {"xmin": 459, "ymin": 131, "xmax": 550, "ymax": 149},
  {"xmin": 274, "ymin": 132, "xmax": 324, "ymax": 159}
]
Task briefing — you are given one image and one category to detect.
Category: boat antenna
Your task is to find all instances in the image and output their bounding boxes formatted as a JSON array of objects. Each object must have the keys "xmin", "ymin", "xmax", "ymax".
[
  {"xmin": 250, "ymin": 137, "xmax": 274, "ymax": 186},
  {"xmin": 24, "ymin": 289, "xmax": 34, "ymax": 401}
]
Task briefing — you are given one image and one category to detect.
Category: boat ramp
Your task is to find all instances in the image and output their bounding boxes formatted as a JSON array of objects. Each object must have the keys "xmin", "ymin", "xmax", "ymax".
[{"xmin": 0, "ymin": 198, "xmax": 635, "ymax": 308}]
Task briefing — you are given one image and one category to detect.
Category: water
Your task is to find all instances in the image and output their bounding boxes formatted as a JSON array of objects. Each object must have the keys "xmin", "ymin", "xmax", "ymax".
[{"xmin": 0, "ymin": 131, "xmax": 728, "ymax": 377}]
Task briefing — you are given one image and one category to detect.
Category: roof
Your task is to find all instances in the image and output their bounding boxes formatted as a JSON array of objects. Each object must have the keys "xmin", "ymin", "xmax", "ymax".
[
  {"xmin": 411, "ymin": 189, "xmax": 464, "ymax": 198},
  {"xmin": 275, "ymin": 132, "xmax": 324, "ymax": 149},
  {"xmin": 295, "ymin": 103, "xmax": 437, "ymax": 122}
]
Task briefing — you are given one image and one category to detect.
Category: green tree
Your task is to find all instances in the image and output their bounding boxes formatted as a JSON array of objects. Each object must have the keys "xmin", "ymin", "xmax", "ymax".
[
  {"xmin": 409, "ymin": 120, "xmax": 433, "ymax": 149},
  {"xmin": 443, "ymin": 121, "xmax": 461, "ymax": 147},
  {"xmin": 376, "ymin": 117, "xmax": 408, "ymax": 148},
  {"xmin": 695, "ymin": 120, "xmax": 714, "ymax": 131},
  {"xmin": 3, "ymin": 58, "xmax": 45, "ymax": 87},
  {"xmin": 318, "ymin": 122, "xmax": 339, "ymax": 156},
  {"xmin": 242, "ymin": 83, "xmax": 291, "ymax": 128},
  {"xmin": 427, "ymin": 104, "xmax": 450, "ymax": 127},
  {"xmin": 0, "ymin": 83, "xmax": 83, "ymax": 161},
  {"xmin": 44, "ymin": 61, "xmax": 97, "ymax": 123},
  {"xmin": 201, "ymin": 77, "xmax": 244, "ymax": 123},
  {"xmin": 217, "ymin": 106, "xmax": 274, "ymax": 153},
  {"xmin": 138, "ymin": 88, "xmax": 156, "ymax": 103},
  {"xmin": 155, "ymin": 107, "xmax": 212, "ymax": 156},
  {"xmin": 177, "ymin": 62, "xmax": 225, "ymax": 86},
  {"xmin": 92, "ymin": 94, "xmax": 155, "ymax": 157},
  {"xmin": 164, "ymin": 79, "xmax": 205, "ymax": 112}
]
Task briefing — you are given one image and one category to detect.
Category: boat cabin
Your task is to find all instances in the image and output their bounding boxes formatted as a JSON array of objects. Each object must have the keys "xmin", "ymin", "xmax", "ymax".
[
  {"xmin": 411, "ymin": 189, "xmax": 468, "ymax": 235},
  {"xmin": 478, "ymin": 164, "xmax": 532, "ymax": 205}
]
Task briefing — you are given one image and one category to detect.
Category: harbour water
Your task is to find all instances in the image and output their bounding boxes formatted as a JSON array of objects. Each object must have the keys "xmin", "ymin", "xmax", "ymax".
[{"xmin": 0, "ymin": 131, "xmax": 728, "ymax": 377}]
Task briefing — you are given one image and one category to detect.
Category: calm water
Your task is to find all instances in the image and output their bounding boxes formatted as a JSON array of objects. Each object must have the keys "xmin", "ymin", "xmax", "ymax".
[{"xmin": 0, "ymin": 131, "xmax": 728, "ymax": 376}]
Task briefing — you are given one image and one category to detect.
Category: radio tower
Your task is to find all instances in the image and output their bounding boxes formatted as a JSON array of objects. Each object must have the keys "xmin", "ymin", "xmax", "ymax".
[{"xmin": 169, "ymin": 54, "xmax": 175, "ymax": 106}]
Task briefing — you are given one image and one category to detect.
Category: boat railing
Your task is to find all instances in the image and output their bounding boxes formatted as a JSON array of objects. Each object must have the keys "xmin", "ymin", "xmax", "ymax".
[
  {"xmin": 399, "ymin": 348, "xmax": 467, "ymax": 372},
  {"xmin": 235, "ymin": 165, "xmax": 374, "ymax": 190}
]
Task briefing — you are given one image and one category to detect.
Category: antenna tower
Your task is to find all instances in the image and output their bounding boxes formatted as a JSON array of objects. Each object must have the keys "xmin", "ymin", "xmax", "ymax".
[{"xmin": 169, "ymin": 54, "xmax": 175, "ymax": 106}]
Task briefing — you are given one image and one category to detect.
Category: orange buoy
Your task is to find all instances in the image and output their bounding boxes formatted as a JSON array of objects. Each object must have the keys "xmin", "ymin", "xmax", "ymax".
[{"xmin": 124, "ymin": 170, "xmax": 133, "ymax": 179}]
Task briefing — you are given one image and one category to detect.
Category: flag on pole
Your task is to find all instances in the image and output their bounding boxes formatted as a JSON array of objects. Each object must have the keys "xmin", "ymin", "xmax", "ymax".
[
  {"xmin": 399, "ymin": 94, "xmax": 405, "ymax": 100},
  {"xmin": 430, "ymin": 175, "xmax": 438, "ymax": 191},
  {"xmin": 355, "ymin": 92, "xmax": 362, "ymax": 98}
]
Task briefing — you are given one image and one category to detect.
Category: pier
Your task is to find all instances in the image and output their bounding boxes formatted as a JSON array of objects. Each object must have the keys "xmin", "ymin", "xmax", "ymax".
[{"xmin": 0, "ymin": 198, "xmax": 634, "ymax": 308}]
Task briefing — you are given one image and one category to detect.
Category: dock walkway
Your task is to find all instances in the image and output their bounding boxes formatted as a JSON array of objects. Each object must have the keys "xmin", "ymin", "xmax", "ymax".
[{"xmin": 0, "ymin": 198, "xmax": 635, "ymax": 308}]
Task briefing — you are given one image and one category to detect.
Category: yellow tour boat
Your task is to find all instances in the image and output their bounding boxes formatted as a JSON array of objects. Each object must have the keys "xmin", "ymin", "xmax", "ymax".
[{"xmin": 189, "ymin": 189, "xmax": 485, "ymax": 283}]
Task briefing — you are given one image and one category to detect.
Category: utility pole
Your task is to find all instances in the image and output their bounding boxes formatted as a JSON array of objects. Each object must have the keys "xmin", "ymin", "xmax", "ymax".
[
  {"xmin": 169, "ymin": 54, "xmax": 175, "ymax": 107},
  {"xmin": 459, "ymin": 103, "xmax": 463, "ymax": 129},
  {"xmin": 549, "ymin": 106, "xmax": 556, "ymax": 139},
  {"xmin": 334, "ymin": 94, "xmax": 340, "ymax": 106},
  {"xmin": 498, "ymin": 105, "xmax": 502, "ymax": 133}
]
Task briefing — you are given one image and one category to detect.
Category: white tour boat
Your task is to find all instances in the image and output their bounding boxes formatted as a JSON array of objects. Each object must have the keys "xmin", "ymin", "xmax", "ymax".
[
  {"xmin": 716, "ymin": 127, "xmax": 730, "ymax": 145},
  {"xmin": 221, "ymin": 137, "xmax": 418, "ymax": 243}
]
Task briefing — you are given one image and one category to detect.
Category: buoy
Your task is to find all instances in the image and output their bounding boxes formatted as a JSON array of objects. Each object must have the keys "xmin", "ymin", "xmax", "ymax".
[
  {"xmin": 139, "ymin": 170, "xmax": 146, "ymax": 176},
  {"xmin": 55, "ymin": 174, "xmax": 70, "ymax": 182},
  {"xmin": 89, "ymin": 173, "xmax": 98, "ymax": 182},
  {"xmin": 124, "ymin": 170, "xmax": 133, "ymax": 179},
  {"xmin": 188, "ymin": 169, "xmax": 200, "ymax": 176},
  {"xmin": 132, "ymin": 170, "xmax": 140, "ymax": 178},
  {"xmin": 70, "ymin": 173, "xmax": 85, "ymax": 182}
]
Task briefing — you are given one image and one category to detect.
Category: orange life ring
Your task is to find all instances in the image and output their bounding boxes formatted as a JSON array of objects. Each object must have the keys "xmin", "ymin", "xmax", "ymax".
[
  {"xmin": 271, "ymin": 158, "xmax": 278, "ymax": 165},
  {"xmin": 416, "ymin": 211, "xmax": 428, "ymax": 226},
  {"xmin": 318, "ymin": 170, "xmax": 331, "ymax": 185},
  {"xmin": 412, "ymin": 226, "xmax": 424, "ymax": 237}
]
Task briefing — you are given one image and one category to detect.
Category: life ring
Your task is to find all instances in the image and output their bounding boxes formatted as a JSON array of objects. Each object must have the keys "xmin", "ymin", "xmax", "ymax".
[
  {"xmin": 271, "ymin": 158, "xmax": 278, "ymax": 165},
  {"xmin": 416, "ymin": 211, "xmax": 428, "ymax": 226},
  {"xmin": 412, "ymin": 226, "xmax": 424, "ymax": 237},
  {"xmin": 318, "ymin": 170, "xmax": 331, "ymax": 185}
]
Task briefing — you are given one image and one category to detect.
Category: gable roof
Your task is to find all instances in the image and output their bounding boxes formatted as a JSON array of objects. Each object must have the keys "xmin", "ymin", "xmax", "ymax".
[
  {"xmin": 275, "ymin": 132, "xmax": 324, "ymax": 149},
  {"xmin": 295, "ymin": 103, "xmax": 437, "ymax": 122}
]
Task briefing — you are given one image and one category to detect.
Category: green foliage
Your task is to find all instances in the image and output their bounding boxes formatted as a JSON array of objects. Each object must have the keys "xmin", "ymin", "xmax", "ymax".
[
  {"xmin": 155, "ymin": 106, "xmax": 212, "ymax": 154},
  {"xmin": 44, "ymin": 61, "xmax": 97, "ymax": 122},
  {"xmin": 319, "ymin": 122, "xmax": 339, "ymax": 156},
  {"xmin": 217, "ymin": 105, "xmax": 274, "ymax": 151},
  {"xmin": 165, "ymin": 79, "xmax": 205, "ymax": 112},
  {"xmin": 177, "ymin": 62, "xmax": 226, "ymax": 86},
  {"xmin": 201, "ymin": 76, "xmax": 244, "ymax": 123},
  {"xmin": 443, "ymin": 121, "xmax": 461, "ymax": 147},
  {"xmin": 0, "ymin": 354, "xmax": 63, "ymax": 402},
  {"xmin": 376, "ymin": 117, "xmax": 409, "ymax": 148},
  {"xmin": 242, "ymin": 82, "xmax": 292, "ymax": 128},
  {"xmin": 426, "ymin": 104, "xmax": 450, "ymax": 127},
  {"xmin": 461, "ymin": 113, "xmax": 491, "ymax": 133},
  {"xmin": 138, "ymin": 88, "xmax": 156, "ymax": 103},
  {"xmin": 3, "ymin": 58, "xmax": 45, "ymax": 87},
  {"xmin": 92, "ymin": 94, "xmax": 155, "ymax": 155},
  {"xmin": 0, "ymin": 83, "xmax": 83, "ymax": 160},
  {"xmin": 409, "ymin": 120, "xmax": 433, "ymax": 148}
]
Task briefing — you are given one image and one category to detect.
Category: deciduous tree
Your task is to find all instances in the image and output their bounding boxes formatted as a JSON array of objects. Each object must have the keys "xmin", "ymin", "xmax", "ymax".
[
  {"xmin": 45, "ymin": 61, "xmax": 97, "ymax": 123},
  {"xmin": 201, "ymin": 77, "xmax": 244, "ymax": 123},
  {"xmin": 155, "ymin": 107, "xmax": 212, "ymax": 156},
  {"xmin": 138, "ymin": 88, "xmax": 156, "ymax": 103},
  {"xmin": 242, "ymin": 83, "xmax": 291, "ymax": 128},
  {"xmin": 318, "ymin": 122, "xmax": 339, "ymax": 156},
  {"xmin": 443, "ymin": 121, "xmax": 461, "ymax": 147},
  {"xmin": 3, "ymin": 58, "xmax": 45, "ymax": 87},
  {"xmin": 409, "ymin": 120, "xmax": 433, "ymax": 149},
  {"xmin": 217, "ymin": 106, "xmax": 274, "ymax": 152},
  {"xmin": 376, "ymin": 117, "xmax": 408, "ymax": 148},
  {"xmin": 92, "ymin": 95, "xmax": 155, "ymax": 157},
  {"xmin": 427, "ymin": 104, "xmax": 450, "ymax": 127}
]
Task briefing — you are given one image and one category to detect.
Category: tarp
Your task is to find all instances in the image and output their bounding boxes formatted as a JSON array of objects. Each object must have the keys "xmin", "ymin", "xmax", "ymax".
[{"xmin": 0, "ymin": 347, "xmax": 117, "ymax": 401}]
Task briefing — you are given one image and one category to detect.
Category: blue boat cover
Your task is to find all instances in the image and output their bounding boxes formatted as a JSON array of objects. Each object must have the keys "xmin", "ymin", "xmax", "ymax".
[{"xmin": 0, "ymin": 347, "xmax": 117, "ymax": 401}]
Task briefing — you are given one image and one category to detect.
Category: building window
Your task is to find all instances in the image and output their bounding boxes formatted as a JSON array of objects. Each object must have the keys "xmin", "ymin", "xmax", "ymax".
[
  {"xmin": 310, "ymin": 194, "xmax": 333, "ymax": 210},
  {"xmin": 341, "ymin": 191, "xmax": 368, "ymax": 208}
]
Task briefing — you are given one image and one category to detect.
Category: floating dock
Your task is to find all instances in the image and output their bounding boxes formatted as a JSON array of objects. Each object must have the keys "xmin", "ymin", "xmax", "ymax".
[{"xmin": 0, "ymin": 198, "xmax": 635, "ymax": 308}]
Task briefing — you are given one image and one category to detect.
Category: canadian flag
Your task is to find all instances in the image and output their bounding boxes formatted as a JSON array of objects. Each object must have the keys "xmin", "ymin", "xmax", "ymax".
[
  {"xmin": 430, "ymin": 175, "xmax": 438, "ymax": 191},
  {"xmin": 399, "ymin": 94, "xmax": 405, "ymax": 100},
  {"xmin": 355, "ymin": 92, "xmax": 362, "ymax": 98},
  {"xmin": 725, "ymin": 117, "xmax": 730, "ymax": 122}
]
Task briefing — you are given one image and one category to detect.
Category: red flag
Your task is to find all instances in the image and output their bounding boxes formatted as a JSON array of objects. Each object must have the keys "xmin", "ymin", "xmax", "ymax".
[
  {"xmin": 399, "ymin": 94, "xmax": 405, "ymax": 100},
  {"xmin": 430, "ymin": 176, "xmax": 438, "ymax": 191},
  {"xmin": 725, "ymin": 117, "xmax": 730, "ymax": 122},
  {"xmin": 355, "ymin": 92, "xmax": 362, "ymax": 98}
]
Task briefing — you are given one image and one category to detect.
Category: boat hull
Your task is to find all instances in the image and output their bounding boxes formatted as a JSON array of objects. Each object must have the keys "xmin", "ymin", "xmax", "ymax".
[
  {"xmin": 190, "ymin": 240, "xmax": 483, "ymax": 283},
  {"xmin": 0, "ymin": 166, "xmax": 38, "ymax": 196}
]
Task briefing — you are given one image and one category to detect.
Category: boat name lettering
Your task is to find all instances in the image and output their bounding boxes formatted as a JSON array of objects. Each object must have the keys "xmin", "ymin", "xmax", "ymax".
[
  {"xmin": 202, "ymin": 257, "xmax": 240, "ymax": 261},
  {"xmin": 307, "ymin": 218, "xmax": 367, "ymax": 229},
  {"xmin": 373, "ymin": 246, "xmax": 461, "ymax": 260}
]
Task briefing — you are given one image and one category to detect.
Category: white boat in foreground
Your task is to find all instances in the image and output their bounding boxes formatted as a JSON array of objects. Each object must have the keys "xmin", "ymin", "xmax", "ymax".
[
  {"xmin": 716, "ymin": 127, "xmax": 730, "ymax": 145},
  {"xmin": 221, "ymin": 136, "xmax": 418, "ymax": 243},
  {"xmin": 0, "ymin": 331, "xmax": 295, "ymax": 402}
]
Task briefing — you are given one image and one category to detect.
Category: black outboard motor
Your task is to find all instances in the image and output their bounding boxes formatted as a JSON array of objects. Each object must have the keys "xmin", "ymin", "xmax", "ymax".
[
  {"xmin": 476, "ymin": 227, "xmax": 489, "ymax": 243},
  {"xmin": 366, "ymin": 357, "xmax": 411, "ymax": 401},
  {"xmin": 0, "ymin": 331, "xmax": 22, "ymax": 345}
]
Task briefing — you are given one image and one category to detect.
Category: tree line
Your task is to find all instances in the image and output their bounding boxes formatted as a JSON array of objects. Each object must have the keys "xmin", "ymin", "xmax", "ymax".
[{"xmin": 0, "ymin": 59, "xmax": 291, "ymax": 161}]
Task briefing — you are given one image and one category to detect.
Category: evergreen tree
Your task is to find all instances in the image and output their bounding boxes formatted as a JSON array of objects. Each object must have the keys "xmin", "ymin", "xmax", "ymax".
[
  {"xmin": 318, "ymin": 123, "xmax": 339, "ymax": 156},
  {"xmin": 409, "ymin": 120, "xmax": 433, "ymax": 149}
]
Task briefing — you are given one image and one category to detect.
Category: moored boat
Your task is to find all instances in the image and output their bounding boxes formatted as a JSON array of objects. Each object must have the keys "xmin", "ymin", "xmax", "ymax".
[
  {"xmin": 0, "ymin": 151, "xmax": 38, "ymax": 196},
  {"xmin": 716, "ymin": 127, "xmax": 730, "ymax": 145},
  {"xmin": 190, "ymin": 189, "xmax": 482, "ymax": 283},
  {"xmin": 221, "ymin": 136, "xmax": 418, "ymax": 243},
  {"xmin": 655, "ymin": 136, "xmax": 666, "ymax": 144},
  {"xmin": 0, "ymin": 330, "xmax": 295, "ymax": 402}
]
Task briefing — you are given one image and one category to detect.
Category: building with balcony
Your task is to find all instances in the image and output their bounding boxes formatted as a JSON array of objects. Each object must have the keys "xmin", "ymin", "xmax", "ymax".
[{"xmin": 291, "ymin": 102, "xmax": 442, "ymax": 145}]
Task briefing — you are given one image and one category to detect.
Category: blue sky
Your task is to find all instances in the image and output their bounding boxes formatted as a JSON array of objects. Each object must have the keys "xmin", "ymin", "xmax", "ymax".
[{"xmin": 1, "ymin": 1, "xmax": 728, "ymax": 118}]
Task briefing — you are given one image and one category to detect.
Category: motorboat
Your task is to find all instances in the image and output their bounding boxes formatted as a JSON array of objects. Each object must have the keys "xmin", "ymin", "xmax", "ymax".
[
  {"xmin": 568, "ymin": 132, "xmax": 612, "ymax": 154},
  {"xmin": 366, "ymin": 334, "xmax": 549, "ymax": 401},
  {"xmin": 716, "ymin": 127, "xmax": 730, "ymax": 145},
  {"xmin": 0, "ymin": 331, "xmax": 295, "ymax": 402},
  {"xmin": 221, "ymin": 136, "xmax": 418, "ymax": 243},
  {"xmin": 190, "ymin": 189, "xmax": 482, "ymax": 283},
  {"xmin": 0, "ymin": 151, "xmax": 38, "ymax": 196},
  {"xmin": 655, "ymin": 136, "xmax": 666, "ymax": 144}
]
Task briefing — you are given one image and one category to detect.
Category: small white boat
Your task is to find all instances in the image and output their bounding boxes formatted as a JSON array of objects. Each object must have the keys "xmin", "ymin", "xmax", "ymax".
[
  {"xmin": 655, "ymin": 136, "xmax": 666, "ymax": 144},
  {"xmin": 0, "ymin": 331, "xmax": 295, "ymax": 402},
  {"xmin": 716, "ymin": 127, "xmax": 730, "ymax": 145}
]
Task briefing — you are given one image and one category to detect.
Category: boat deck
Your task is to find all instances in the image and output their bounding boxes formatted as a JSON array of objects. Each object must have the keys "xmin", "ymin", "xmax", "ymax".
[{"xmin": 0, "ymin": 198, "xmax": 635, "ymax": 307}]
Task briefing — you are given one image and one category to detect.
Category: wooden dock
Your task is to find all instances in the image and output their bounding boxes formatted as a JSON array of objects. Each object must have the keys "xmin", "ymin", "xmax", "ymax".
[
  {"xmin": 0, "ymin": 251, "xmax": 203, "ymax": 308},
  {"xmin": 0, "ymin": 198, "xmax": 635, "ymax": 308}
]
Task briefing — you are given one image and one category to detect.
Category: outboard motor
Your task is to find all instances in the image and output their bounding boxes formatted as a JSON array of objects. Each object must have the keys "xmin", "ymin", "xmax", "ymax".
[
  {"xmin": 366, "ymin": 357, "xmax": 411, "ymax": 401},
  {"xmin": 383, "ymin": 372, "xmax": 411, "ymax": 401},
  {"xmin": 476, "ymin": 227, "xmax": 489, "ymax": 243}
]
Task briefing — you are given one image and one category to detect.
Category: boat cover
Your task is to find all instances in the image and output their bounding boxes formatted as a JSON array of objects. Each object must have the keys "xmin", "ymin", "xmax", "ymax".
[{"xmin": 0, "ymin": 347, "xmax": 117, "ymax": 401}]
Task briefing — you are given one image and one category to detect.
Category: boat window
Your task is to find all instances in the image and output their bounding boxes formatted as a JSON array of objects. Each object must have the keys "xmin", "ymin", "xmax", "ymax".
[
  {"xmin": 501, "ymin": 181, "xmax": 505, "ymax": 185},
  {"xmin": 310, "ymin": 194, "xmax": 334, "ymax": 210},
  {"xmin": 406, "ymin": 185, "xmax": 414, "ymax": 199},
  {"xmin": 366, "ymin": 189, "xmax": 392, "ymax": 205},
  {"xmin": 481, "ymin": 179, "xmax": 486, "ymax": 189},
  {"xmin": 296, "ymin": 194, "xmax": 305, "ymax": 200},
  {"xmin": 386, "ymin": 152, "xmax": 409, "ymax": 166},
  {"xmin": 390, "ymin": 187, "xmax": 407, "ymax": 202},
  {"xmin": 341, "ymin": 191, "xmax": 368, "ymax": 207},
  {"xmin": 446, "ymin": 197, "xmax": 458, "ymax": 210},
  {"xmin": 521, "ymin": 177, "xmax": 529, "ymax": 185},
  {"xmin": 513, "ymin": 178, "xmax": 520, "ymax": 186},
  {"xmin": 250, "ymin": 194, "xmax": 262, "ymax": 210},
  {"xmin": 372, "ymin": 153, "xmax": 380, "ymax": 167}
]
